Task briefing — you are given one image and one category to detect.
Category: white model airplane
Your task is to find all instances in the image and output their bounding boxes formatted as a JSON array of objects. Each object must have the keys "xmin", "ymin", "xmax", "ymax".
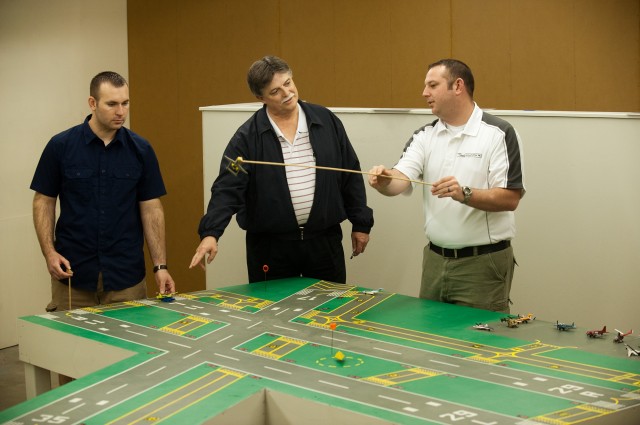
[
  {"xmin": 361, "ymin": 288, "xmax": 383, "ymax": 295},
  {"xmin": 624, "ymin": 344, "xmax": 640, "ymax": 357},
  {"xmin": 472, "ymin": 323, "xmax": 494, "ymax": 331}
]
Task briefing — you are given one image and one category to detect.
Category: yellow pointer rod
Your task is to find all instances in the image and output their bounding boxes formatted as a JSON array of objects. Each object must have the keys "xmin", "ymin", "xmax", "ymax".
[
  {"xmin": 68, "ymin": 269, "xmax": 73, "ymax": 311},
  {"xmin": 227, "ymin": 156, "xmax": 433, "ymax": 186}
]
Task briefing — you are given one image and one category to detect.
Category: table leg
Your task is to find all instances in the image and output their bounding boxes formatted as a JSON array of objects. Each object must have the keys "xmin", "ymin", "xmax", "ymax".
[{"xmin": 23, "ymin": 362, "xmax": 51, "ymax": 399}]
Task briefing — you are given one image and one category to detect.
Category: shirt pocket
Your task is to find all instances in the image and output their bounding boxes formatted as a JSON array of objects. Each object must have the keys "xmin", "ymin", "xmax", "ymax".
[
  {"xmin": 112, "ymin": 167, "xmax": 142, "ymax": 195},
  {"xmin": 63, "ymin": 168, "xmax": 94, "ymax": 201}
]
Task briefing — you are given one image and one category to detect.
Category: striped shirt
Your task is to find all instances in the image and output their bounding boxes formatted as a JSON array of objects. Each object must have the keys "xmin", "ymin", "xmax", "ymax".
[{"xmin": 268, "ymin": 106, "xmax": 316, "ymax": 225}]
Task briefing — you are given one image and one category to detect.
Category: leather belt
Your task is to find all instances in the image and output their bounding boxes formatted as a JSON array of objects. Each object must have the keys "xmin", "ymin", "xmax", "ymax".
[{"xmin": 429, "ymin": 240, "xmax": 510, "ymax": 259}]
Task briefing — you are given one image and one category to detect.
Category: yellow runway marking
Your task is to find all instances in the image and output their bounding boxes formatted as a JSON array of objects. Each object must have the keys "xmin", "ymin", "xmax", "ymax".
[{"xmin": 107, "ymin": 368, "xmax": 245, "ymax": 424}]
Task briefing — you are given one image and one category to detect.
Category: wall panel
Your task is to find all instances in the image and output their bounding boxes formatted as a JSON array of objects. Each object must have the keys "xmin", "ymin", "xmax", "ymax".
[
  {"xmin": 390, "ymin": 0, "xmax": 452, "ymax": 108},
  {"xmin": 333, "ymin": 0, "xmax": 394, "ymax": 107},
  {"xmin": 510, "ymin": 2, "xmax": 577, "ymax": 110},
  {"xmin": 574, "ymin": 0, "xmax": 640, "ymax": 111},
  {"xmin": 453, "ymin": 0, "xmax": 513, "ymax": 109},
  {"xmin": 128, "ymin": 1, "xmax": 185, "ymax": 293},
  {"xmin": 280, "ymin": 0, "xmax": 336, "ymax": 105}
]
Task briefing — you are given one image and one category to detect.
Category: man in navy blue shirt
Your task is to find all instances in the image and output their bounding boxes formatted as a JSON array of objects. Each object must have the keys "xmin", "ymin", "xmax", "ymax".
[{"xmin": 31, "ymin": 71, "xmax": 175, "ymax": 311}]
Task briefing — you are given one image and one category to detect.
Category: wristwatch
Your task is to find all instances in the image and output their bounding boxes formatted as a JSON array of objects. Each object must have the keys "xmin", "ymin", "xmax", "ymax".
[
  {"xmin": 153, "ymin": 264, "xmax": 168, "ymax": 273},
  {"xmin": 461, "ymin": 186, "xmax": 473, "ymax": 204}
]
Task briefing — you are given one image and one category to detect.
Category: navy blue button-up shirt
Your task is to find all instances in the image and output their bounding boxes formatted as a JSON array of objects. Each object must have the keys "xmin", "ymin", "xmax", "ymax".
[{"xmin": 31, "ymin": 115, "xmax": 167, "ymax": 291}]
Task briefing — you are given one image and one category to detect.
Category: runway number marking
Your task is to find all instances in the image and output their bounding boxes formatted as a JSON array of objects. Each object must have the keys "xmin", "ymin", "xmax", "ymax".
[
  {"xmin": 439, "ymin": 410, "xmax": 495, "ymax": 424},
  {"xmin": 549, "ymin": 384, "xmax": 603, "ymax": 398}
]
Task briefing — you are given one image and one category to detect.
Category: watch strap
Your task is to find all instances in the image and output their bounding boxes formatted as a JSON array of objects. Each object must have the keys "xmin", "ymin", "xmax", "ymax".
[{"xmin": 153, "ymin": 264, "xmax": 168, "ymax": 273}]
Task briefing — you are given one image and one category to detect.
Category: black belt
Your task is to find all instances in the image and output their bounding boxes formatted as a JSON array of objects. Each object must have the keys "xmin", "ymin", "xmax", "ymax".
[
  {"xmin": 272, "ymin": 224, "xmax": 341, "ymax": 241},
  {"xmin": 429, "ymin": 240, "xmax": 510, "ymax": 259}
]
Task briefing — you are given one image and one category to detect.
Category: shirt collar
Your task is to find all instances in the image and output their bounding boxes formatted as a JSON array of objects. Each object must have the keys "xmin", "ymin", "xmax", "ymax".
[
  {"xmin": 266, "ymin": 103, "xmax": 308, "ymax": 141},
  {"xmin": 435, "ymin": 102, "xmax": 482, "ymax": 136},
  {"xmin": 82, "ymin": 114, "xmax": 125, "ymax": 146},
  {"xmin": 463, "ymin": 103, "xmax": 483, "ymax": 136}
]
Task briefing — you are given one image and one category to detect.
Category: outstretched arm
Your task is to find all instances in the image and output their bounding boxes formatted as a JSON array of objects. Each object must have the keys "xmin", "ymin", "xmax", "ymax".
[
  {"xmin": 189, "ymin": 236, "xmax": 219, "ymax": 270},
  {"xmin": 367, "ymin": 165, "xmax": 412, "ymax": 196}
]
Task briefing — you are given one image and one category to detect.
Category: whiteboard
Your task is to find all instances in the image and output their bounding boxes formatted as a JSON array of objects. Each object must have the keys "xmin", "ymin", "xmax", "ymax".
[{"xmin": 201, "ymin": 104, "xmax": 640, "ymax": 328}]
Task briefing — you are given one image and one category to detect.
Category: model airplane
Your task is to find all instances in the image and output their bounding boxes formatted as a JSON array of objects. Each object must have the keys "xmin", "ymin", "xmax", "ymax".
[
  {"xmin": 501, "ymin": 313, "xmax": 535, "ymax": 328},
  {"xmin": 556, "ymin": 321, "xmax": 576, "ymax": 331},
  {"xmin": 614, "ymin": 329, "xmax": 633, "ymax": 343},
  {"xmin": 624, "ymin": 344, "xmax": 640, "ymax": 357},
  {"xmin": 586, "ymin": 326, "xmax": 608, "ymax": 338},
  {"xmin": 156, "ymin": 293, "xmax": 176, "ymax": 303},
  {"xmin": 361, "ymin": 288, "xmax": 383, "ymax": 296},
  {"xmin": 472, "ymin": 323, "xmax": 494, "ymax": 331}
]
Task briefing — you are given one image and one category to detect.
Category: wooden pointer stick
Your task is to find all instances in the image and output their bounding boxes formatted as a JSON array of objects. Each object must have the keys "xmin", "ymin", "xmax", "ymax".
[
  {"xmin": 227, "ymin": 156, "xmax": 433, "ymax": 186},
  {"xmin": 68, "ymin": 269, "xmax": 73, "ymax": 311}
]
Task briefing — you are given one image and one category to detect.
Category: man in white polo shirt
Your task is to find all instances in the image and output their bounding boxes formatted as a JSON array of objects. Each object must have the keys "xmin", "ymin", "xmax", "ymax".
[
  {"xmin": 368, "ymin": 59, "xmax": 525, "ymax": 312},
  {"xmin": 191, "ymin": 56, "xmax": 373, "ymax": 283}
]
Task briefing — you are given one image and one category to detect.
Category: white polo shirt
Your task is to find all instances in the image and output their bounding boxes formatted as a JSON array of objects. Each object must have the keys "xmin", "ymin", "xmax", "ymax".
[{"xmin": 394, "ymin": 104, "xmax": 526, "ymax": 248}]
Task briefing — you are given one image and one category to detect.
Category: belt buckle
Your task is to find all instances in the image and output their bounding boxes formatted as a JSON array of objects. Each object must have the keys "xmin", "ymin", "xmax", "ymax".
[{"xmin": 453, "ymin": 248, "xmax": 459, "ymax": 259}]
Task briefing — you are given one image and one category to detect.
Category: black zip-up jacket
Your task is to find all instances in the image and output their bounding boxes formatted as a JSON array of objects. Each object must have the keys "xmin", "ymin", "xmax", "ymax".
[{"xmin": 198, "ymin": 101, "xmax": 374, "ymax": 240}]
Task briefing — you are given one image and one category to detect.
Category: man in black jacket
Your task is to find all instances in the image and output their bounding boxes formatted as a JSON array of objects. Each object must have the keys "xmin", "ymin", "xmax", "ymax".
[{"xmin": 190, "ymin": 56, "xmax": 373, "ymax": 283}]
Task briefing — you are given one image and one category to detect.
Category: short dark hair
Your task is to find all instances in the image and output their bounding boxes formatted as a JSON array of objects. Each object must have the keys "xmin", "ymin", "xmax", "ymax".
[
  {"xmin": 428, "ymin": 59, "xmax": 474, "ymax": 97},
  {"xmin": 247, "ymin": 56, "xmax": 291, "ymax": 97},
  {"xmin": 90, "ymin": 71, "xmax": 128, "ymax": 100}
]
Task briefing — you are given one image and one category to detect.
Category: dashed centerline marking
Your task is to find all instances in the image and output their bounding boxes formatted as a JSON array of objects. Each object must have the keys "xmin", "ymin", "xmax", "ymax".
[
  {"xmin": 319, "ymin": 380, "xmax": 349, "ymax": 389},
  {"xmin": 214, "ymin": 353, "xmax": 239, "ymax": 361},
  {"xmin": 146, "ymin": 366, "xmax": 166, "ymax": 376},
  {"xmin": 265, "ymin": 366, "xmax": 292, "ymax": 375},
  {"xmin": 183, "ymin": 350, "xmax": 202, "ymax": 359},
  {"xmin": 106, "ymin": 384, "xmax": 127, "ymax": 395},
  {"xmin": 373, "ymin": 346, "xmax": 402, "ymax": 355},
  {"xmin": 379, "ymin": 395, "xmax": 411, "ymax": 405}
]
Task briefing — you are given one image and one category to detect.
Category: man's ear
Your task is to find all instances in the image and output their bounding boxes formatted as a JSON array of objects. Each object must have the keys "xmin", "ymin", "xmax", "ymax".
[
  {"xmin": 88, "ymin": 96, "xmax": 97, "ymax": 111},
  {"xmin": 455, "ymin": 78, "xmax": 465, "ymax": 94}
]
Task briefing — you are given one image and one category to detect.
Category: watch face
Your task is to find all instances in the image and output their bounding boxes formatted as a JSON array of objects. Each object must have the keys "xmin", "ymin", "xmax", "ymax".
[{"xmin": 463, "ymin": 187, "xmax": 472, "ymax": 195}]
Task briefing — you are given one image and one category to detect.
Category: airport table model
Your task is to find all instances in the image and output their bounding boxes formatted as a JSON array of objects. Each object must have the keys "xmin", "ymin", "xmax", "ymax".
[{"xmin": 3, "ymin": 278, "xmax": 640, "ymax": 425}]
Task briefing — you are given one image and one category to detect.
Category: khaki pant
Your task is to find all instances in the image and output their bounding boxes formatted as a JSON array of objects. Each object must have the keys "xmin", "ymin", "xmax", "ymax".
[
  {"xmin": 46, "ymin": 274, "xmax": 147, "ymax": 312},
  {"xmin": 420, "ymin": 244, "xmax": 515, "ymax": 313}
]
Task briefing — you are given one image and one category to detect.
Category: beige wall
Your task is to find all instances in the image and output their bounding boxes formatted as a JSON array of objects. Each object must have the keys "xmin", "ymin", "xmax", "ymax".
[{"xmin": 0, "ymin": 0, "xmax": 128, "ymax": 348}]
